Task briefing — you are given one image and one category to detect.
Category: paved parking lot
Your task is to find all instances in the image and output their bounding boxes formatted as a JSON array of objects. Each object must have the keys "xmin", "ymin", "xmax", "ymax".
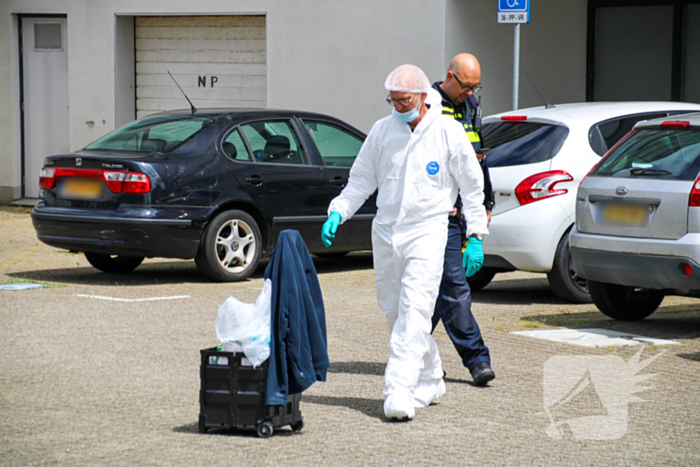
[{"xmin": 1, "ymin": 205, "xmax": 699, "ymax": 466}]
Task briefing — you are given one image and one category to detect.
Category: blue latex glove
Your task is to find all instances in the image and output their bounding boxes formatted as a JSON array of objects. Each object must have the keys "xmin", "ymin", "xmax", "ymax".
[
  {"xmin": 321, "ymin": 211, "xmax": 342, "ymax": 248},
  {"xmin": 462, "ymin": 237, "xmax": 484, "ymax": 278}
]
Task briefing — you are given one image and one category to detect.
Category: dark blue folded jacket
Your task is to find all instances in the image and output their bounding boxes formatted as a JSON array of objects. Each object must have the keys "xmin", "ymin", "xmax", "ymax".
[{"xmin": 264, "ymin": 230, "xmax": 329, "ymax": 405}]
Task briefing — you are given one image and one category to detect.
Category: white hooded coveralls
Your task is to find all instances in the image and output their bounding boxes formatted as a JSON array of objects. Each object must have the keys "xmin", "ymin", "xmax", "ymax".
[{"xmin": 328, "ymin": 97, "xmax": 488, "ymax": 407}]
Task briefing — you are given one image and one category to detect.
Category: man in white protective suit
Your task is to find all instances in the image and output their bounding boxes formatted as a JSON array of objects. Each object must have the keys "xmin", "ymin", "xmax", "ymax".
[{"xmin": 321, "ymin": 64, "xmax": 489, "ymax": 421}]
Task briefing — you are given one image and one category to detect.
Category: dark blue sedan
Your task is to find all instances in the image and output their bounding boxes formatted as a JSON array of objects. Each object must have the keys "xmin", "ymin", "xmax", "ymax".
[{"xmin": 32, "ymin": 109, "xmax": 376, "ymax": 281}]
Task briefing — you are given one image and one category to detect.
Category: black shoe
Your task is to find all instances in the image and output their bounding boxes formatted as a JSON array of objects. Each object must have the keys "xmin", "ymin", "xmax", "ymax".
[{"xmin": 470, "ymin": 362, "xmax": 495, "ymax": 386}]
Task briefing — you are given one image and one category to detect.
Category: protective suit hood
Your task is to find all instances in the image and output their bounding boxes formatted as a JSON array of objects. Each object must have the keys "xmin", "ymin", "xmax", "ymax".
[{"xmin": 426, "ymin": 88, "xmax": 443, "ymax": 116}]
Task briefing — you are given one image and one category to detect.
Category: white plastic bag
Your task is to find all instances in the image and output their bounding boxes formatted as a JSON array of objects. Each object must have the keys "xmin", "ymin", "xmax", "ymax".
[{"xmin": 215, "ymin": 279, "xmax": 272, "ymax": 367}]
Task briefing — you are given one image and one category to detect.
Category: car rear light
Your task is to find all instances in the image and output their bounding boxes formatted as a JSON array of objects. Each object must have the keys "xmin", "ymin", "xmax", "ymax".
[
  {"xmin": 689, "ymin": 178, "xmax": 700, "ymax": 207},
  {"xmin": 514, "ymin": 170, "xmax": 574, "ymax": 205},
  {"xmin": 501, "ymin": 116, "xmax": 527, "ymax": 121},
  {"xmin": 39, "ymin": 167, "xmax": 151, "ymax": 194},
  {"xmin": 123, "ymin": 173, "xmax": 151, "ymax": 193},
  {"xmin": 103, "ymin": 171, "xmax": 151, "ymax": 194},
  {"xmin": 39, "ymin": 168, "xmax": 57, "ymax": 189},
  {"xmin": 103, "ymin": 171, "xmax": 125, "ymax": 192},
  {"xmin": 684, "ymin": 263, "xmax": 693, "ymax": 276},
  {"xmin": 662, "ymin": 121, "xmax": 690, "ymax": 128}
]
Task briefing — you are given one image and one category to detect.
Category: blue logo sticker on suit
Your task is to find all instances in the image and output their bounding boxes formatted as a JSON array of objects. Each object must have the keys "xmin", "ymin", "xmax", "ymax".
[{"xmin": 426, "ymin": 161, "xmax": 440, "ymax": 175}]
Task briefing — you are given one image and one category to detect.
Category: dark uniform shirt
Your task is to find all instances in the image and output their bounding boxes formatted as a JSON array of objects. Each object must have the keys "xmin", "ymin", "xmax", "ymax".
[{"xmin": 432, "ymin": 81, "xmax": 495, "ymax": 213}]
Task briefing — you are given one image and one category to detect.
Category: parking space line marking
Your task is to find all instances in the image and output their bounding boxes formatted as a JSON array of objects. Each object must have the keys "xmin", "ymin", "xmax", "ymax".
[
  {"xmin": 75, "ymin": 294, "xmax": 190, "ymax": 302},
  {"xmin": 512, "ymin": 328, "xmax": 681, "ymax": 347}
]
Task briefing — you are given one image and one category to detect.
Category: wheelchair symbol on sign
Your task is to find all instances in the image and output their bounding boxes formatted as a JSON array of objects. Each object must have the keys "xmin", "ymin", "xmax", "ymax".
[{"xmin": 507, "ymin": 0, "xmax": 519, "ymax": 7}]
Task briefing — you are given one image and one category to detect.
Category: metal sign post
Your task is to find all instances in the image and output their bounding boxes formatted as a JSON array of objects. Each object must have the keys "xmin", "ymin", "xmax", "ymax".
[
  {"xmin": 498, "ymin": 0, "xmax": 530, "ymax": 110},
  {"xmin": 513, "ymin": 24, "xmax": 520, "ymax": 110}
]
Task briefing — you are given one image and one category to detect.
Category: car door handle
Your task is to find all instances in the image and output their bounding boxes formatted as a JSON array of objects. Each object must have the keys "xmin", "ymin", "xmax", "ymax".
[
  {"xmin": 329, "ymin": 177, "xmax": 346, "ymax": 187},
  {"xmin": 245, "ymin": 175, "xmax": 264, "ymax": 186}
]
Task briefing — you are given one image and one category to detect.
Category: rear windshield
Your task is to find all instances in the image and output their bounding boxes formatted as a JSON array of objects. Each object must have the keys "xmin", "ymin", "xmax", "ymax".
[
  {"xmin": 85, "ymin": 115, "xmax": 214, "ymax": 153},
  {"xmin": 480, "ymin": 122, "xmax": 569, "ymax": 168},
  {"xmin": 590, "ymin": 128, "xmax": 700, "ymax": 181}
]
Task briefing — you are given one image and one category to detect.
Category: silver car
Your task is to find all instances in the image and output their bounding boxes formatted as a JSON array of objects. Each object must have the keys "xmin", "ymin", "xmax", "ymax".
[{"xmin": 570, "ymin": 112, "xmax": 700, "ymax": 320}]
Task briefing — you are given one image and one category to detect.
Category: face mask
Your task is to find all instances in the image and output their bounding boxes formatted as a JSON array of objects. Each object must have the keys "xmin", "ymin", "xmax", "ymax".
[{"xmin": 393, "ymin": 97, "xmax": 422, "ymax": 123}]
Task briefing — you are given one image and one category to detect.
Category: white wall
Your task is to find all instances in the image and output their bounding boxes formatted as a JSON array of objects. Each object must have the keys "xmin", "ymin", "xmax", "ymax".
[
  {"xmin": 114, "ymin": 15, "xmax": 135, "ymax": 128},
  {"xmin": 267, "ymin": 0, "xmax": 446, "ymax": 133},
  {"xmin": 0, "ymin": 0, "xmax": 447, "ymax": 203},
  {"xmin": 445, "ymin": 0, "xmax": 587, "ymax": 116},
  {"xmin": 0, "ymin": 14, "xmax": 21, "ymax": 201}
]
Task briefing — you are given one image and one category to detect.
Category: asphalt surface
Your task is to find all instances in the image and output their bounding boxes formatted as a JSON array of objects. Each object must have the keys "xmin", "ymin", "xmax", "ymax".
[{"xmin": 1, "ymin": 205, "xmax": 699, "ymax": 466}]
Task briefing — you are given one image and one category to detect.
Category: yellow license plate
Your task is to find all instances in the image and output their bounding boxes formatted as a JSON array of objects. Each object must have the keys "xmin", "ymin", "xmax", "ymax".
[
  {"xmin": 602, "ymin": 203, "xmax": 647, "ymax": 226},
  {"xmin": 59, "ymin": 178, "xmax": 103, "ymax": 199}
]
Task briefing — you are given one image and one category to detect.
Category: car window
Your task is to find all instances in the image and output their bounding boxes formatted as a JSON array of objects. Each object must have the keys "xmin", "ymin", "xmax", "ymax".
[
  {"xmin": 588, "ymin": 126, "xmax": 607, "ymax": 156},
  {"xmin": 221, "ymin": 128, "xmax": 252, "ymax": 161},
  {"xmin": 591, "ymin": 128, "xmax": 700, "ymax": 181},
  {"xmin": 589, "ymin": 113, "xmax": 672, "ymax": 156},
  {"xmin": 480, "ymin": 122, "xmax": 569, "ymax": 168},
  {"xmin": 85, "ymin": 115, "xmax": 214, "ymax": 153},
  {"xmin": 240, "ymin": 120, "xmax": 308, "ymax": 165},
  {"xmin": 302, "ymin": 120, "xmax": 363, "ymax": 167}
]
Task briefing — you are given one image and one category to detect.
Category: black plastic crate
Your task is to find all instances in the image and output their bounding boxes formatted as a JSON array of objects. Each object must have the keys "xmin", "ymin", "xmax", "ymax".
[{"xmin": 198, "ymin": 347, "xmax": 303, "ymax": 438}]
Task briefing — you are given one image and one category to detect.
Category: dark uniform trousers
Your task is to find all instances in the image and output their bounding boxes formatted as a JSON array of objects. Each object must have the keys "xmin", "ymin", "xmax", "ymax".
[
  {"xmin": 431, "ymin": 82, "xmax": 491, "ymax": 371},
  {"xmin": 432, "ymin": 216, "xmax": 490, "ymax": 370}
]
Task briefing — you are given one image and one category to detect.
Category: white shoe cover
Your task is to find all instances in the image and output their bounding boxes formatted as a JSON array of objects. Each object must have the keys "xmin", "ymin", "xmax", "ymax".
[
  {"xmin": 384, "ymin": 394, "xmax": 415, "ymax": 420},
  {"xmin": 413, "ymin": 378, "xmax": 446, "ymax": 408}
]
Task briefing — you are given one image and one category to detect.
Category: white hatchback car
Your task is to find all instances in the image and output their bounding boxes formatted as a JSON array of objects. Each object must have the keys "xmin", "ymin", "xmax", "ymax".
[{"xmin": 472, "ymin": 102, "xmax": 700, "ymax": 303}]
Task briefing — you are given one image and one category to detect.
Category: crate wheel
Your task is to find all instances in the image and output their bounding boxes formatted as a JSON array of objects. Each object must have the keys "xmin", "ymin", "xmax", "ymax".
[
  {"xmin": 291, "ymin": 420, "xmax": 304, "ymax": 432},
  {"xmin": 256, "ymin": 421, "xmax": 273, "ymax": 438},
  {"xmin": 198, "ymin": 414, "xmax": 207, "ymax": 434}
]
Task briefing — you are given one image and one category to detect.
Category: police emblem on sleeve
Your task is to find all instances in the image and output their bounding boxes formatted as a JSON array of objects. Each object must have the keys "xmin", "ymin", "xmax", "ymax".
[{"xmin": 426, "ymin": 161, "xmax": 440, "ymax": 175}]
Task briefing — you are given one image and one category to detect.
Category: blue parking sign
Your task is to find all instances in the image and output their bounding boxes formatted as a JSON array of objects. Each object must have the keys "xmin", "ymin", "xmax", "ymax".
[{"xmin": 498, "ymin": 0, "xmax": 530, "ymax": 24}]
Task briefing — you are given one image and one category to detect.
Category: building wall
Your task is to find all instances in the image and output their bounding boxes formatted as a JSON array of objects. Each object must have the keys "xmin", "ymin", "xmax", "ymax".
[
  {"xmin": 445, "ymin": 0, "xmax": 588, "ymax": 116},
  {"xmin": 0, "ymin": 0, "xmax": 446, "ymax": 203},
  {"xmin": 0, "ymin": 14, "xmax": 21, "ymax": 202},
  {"xmin": 267, "ymin": 0, "xmax": 446, "ymax": 132},
  {"xmin": 0, "ymin": 0, "xmax": 594, "ymax": 203}
]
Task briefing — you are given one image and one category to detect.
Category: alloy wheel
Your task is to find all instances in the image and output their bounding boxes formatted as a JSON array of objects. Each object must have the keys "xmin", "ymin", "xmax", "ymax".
[{"xmin": 215, "ymin": 219, "xmax": 257, "ymax": 273}]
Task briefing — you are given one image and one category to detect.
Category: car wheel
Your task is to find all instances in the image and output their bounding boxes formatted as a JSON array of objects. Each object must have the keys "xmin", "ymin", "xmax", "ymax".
[
  {"xmin": 589, "ymin": 281, "xmax": 664, "ymax": 321},
  {"xmin": 547, "ymin": 230, "xmax": 592, "ymax": 303},
  {"xmin": 466, "ymin": 267, "xmax": 497, "ymax": 292},
  {"xmin": 84, "ymin": 253, "xmax": 144, "ymax": 274},
  {"xmin": 195, "ymin": 209, "xmax": 262, "ymax": 282}
]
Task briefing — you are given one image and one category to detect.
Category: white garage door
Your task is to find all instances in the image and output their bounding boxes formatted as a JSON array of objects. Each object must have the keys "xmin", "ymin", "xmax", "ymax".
[{"xmin": 135, "ymin": 16, "xmax": 266, "ymax": 119}]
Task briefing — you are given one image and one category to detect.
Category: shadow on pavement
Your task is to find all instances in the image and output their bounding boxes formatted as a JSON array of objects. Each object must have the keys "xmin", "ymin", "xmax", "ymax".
[
  {"xmin": 328, "ymin": 361, "xmax": 384, "ymax": 376},
  {"xmin": 532, "ymin": 305, "xmax": 700, "ymax": 341},
  {"xmin": 8, "ymin": 262, "xmax": 211, "ymax": 287},
  {"xmin": 7, "ymin": 251, "xmax": 374, "ymax": 287},
  {"xmin": 173, "ymin": 421, "xmax": 302, "ymax": 437},
  {"xmin": 677, "ymin": 352, "xmax": 700, "ymax": 362},
  {"xmin": 472, "ymin": 276, "xmax": 570, "ymax": 306},
  {"xmin": 303, "ymin": 395, "xmax": 384, "ymax": 421},
  {"xmin": 443, "ymin": 376, "xmax": 493, "ymax": 388},
  {"xmin": 173, "ymin": 422, "xmax": 199, "ymax": 434},
  {"xmin": 327, "ymin": 361, "xmax": 491, "ymax": 388},
  {"xmin": 311, "ymin": 251, "xmax": 374, "ymax": 275}
]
